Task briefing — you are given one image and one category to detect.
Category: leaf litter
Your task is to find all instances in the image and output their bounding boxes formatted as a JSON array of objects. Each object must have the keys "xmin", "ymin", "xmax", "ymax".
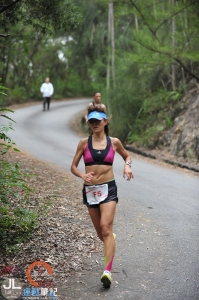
[{"xmin": 0, "ymin": 150, "xmax": 102, "ymax": 284}]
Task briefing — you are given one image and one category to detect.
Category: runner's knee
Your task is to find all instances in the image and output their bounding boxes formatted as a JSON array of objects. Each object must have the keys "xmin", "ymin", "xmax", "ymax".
[{"xmin": 101, "ymin": 223, "xmax": 112, "ymax": 238}]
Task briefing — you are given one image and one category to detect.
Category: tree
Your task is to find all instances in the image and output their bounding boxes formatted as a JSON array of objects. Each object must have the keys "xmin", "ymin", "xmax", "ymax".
[
  {"xmin": 0, "ymin": 0, "xmax": 80, "ymax": 37},
  {"xmin": 129, "ymin": 0, "xmax": 199, "ymax": 83},
  {"xmin": 1, "ymin": 0, "xmax": 199, "ymax": 145}
]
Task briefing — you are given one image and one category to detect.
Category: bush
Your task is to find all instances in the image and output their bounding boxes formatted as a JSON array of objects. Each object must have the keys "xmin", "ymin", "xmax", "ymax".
[
  {"xmin": 127, "ymin": 88, "xmax": 184, "ymax": 148},
  {"xmin": 0, "ymin": 81, "xmax": 38, "ymax": 253},
  {"xmin": 0, "ymin": 205, "xmax": 37, "ymax": 253}
]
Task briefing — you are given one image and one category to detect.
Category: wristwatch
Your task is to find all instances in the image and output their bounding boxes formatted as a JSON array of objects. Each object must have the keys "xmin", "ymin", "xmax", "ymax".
[{"xmin": 125, "ymin": 162, "xmax": 131, "ymax": 168}]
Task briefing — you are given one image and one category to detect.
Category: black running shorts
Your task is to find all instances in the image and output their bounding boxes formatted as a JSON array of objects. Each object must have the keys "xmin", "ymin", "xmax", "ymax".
[{"xmin": 82, "ymin": 179, "xmax": 118, "ymax": 208}]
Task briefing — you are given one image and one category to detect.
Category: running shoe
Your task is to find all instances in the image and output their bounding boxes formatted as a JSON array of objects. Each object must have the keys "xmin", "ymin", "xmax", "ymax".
[{"xmin": 101, "ymin": 270, "xmax": 112, "ymax": 288}]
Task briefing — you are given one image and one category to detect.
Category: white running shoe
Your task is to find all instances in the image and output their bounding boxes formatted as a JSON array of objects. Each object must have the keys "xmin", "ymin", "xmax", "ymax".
[{"xmin": 101, "ymin": 270, "xmax": 112, "ymax": 288}]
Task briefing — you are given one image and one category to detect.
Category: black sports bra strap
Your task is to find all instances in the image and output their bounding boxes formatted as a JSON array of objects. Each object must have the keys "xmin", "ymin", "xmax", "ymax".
[
  {"xmin": 92, "ymin": 102, "xmax": 101, "ymax": 107},
  {"xmin": 106, "ymin": 135, "xmax": 110, "ymax": 146},
  {"xmin": 89, "ymin": 135, "xmax": 109, "ymax": 150},
  {"xmin": 88, "ymin": 135, "xmax": 92, "ymax": 148}
]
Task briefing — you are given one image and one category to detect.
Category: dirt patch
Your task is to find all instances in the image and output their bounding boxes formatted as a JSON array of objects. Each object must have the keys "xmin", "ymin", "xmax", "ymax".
[
  {"xmin": 69, "ymin": 109, "xmax": 88, "ymax": 138},
  {"xmin": 0, "ymin": 150, "xmax": 102, "ymax": 285}
]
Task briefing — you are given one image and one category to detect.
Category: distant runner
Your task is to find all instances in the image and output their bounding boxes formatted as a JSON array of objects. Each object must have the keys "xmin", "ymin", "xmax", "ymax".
[
  {"xmin": 71, "ymin": 110, "xmax": 134, "ymax": 288},
  {"xmin": 85, "ymin": 92, "xmax": 106, "ymax": 123},
  {"xmin": 40, "ymin": 77, "xmax": 54, "ymax": 111}
]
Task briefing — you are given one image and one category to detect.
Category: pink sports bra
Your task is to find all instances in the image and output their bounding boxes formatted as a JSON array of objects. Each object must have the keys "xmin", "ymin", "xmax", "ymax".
[{"xmin": 83, "ymin": 136, "xmax": 115, "ymax": 166}]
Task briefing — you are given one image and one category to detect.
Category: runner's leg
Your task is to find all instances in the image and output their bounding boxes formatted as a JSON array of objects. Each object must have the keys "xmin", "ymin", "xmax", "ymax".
[
  {"xmin": 43, "ymin": 98, "xmax": 46, "ymax": 111},
  {"xmin": 47, "ymin": 97, "xmax": 50, "ymax": 110},
  {"xmin": 88, "ymin": 206, "xmax": 115, "ymax": 267},
  {"xmin": 100, "ymin": 201, "xmax": 116, "ymax": 270},
  {"xmin": 88, "ymin": 207, "xmax": 107, "ymax": 266},
  {"xmin": 88, "ymin": 207, "xmax": 103, "ymax": 241}
]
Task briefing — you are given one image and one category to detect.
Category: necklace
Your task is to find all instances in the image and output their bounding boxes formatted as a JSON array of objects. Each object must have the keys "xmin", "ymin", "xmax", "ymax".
[{"xmin": 93, "ymin": 136, "xmax": 106, "ymax": 142}]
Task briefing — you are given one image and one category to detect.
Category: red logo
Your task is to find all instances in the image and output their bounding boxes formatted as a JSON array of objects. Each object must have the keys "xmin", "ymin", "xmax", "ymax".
[{"xmin": 26, "ymin": 261, "xmax": 53, "ymax": 287}]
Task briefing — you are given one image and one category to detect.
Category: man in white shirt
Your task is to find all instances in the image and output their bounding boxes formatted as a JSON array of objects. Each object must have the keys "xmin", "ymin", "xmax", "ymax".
[{"xmin": 40, "ymin": 77, "xmax": 54, "ymax": 111}]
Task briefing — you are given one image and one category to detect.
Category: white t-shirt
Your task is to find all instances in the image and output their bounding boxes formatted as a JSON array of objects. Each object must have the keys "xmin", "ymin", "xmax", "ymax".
[{"xmin": 40, "ymin": 82, "xmax": 54, "ymax": 97}]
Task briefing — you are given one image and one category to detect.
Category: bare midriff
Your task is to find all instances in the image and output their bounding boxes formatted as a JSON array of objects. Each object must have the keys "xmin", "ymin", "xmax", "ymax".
[{"xmin": 85, "ymin": 165, "xmax": 114, "ymax": 185}]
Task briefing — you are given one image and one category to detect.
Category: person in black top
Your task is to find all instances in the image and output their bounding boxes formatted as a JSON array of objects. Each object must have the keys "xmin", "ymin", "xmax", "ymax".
[{"xmin": 85, "ymin": 92, "xmax": 106, "ymax": 123}]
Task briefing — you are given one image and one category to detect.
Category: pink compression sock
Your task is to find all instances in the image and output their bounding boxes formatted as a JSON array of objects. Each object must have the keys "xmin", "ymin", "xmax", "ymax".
[{"xmin": 105, "ymin": 256, "xmax": 114, "ymax": 272}]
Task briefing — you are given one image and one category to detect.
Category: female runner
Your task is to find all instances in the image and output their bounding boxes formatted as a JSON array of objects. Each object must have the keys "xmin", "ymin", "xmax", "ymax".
[
  {"xmin": 71, "ymin": 110, "xmax": 134, "ymax": 287},
  {"xmin": 84, "ymin": 92, "xmax": 106, "ymax": 123}
]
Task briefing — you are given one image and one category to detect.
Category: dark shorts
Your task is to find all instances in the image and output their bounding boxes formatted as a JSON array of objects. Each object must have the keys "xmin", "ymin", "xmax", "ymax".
[{"xmin": 82, "ymin": 180, "xmax": 118, "ymax": 208}]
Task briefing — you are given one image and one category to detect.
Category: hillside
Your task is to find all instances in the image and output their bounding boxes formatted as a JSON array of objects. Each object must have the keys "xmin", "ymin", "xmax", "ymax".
[{"xmin": 128, "ymin": 88, "xmax": 199, "ymax": 169}]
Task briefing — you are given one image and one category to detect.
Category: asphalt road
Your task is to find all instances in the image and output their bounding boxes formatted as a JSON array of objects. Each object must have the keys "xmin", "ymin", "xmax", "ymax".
[{"xmin": 8, "ymin": 100, "xmax": 199, "ymax": 300}]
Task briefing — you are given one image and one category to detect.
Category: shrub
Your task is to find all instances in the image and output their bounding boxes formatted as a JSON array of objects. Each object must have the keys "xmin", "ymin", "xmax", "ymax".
[{"xmin": 0, "ymin": 81, "xmax": 38, "ymax": 253}]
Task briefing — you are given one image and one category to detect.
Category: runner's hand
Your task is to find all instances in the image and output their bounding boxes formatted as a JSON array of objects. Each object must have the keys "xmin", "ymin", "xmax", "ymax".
[
  {"xmin": 123, "ymin": 166, "xmax": 134, "ymax": 181},
  {"xmin": 82, "ymin": 172, "xmax": 95, "ymax": 183}
]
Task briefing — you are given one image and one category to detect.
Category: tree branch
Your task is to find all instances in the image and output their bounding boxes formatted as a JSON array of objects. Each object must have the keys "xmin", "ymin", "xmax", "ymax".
[
  {"xmin": 129, "ymin": 0, "xmax": 159, "ymax": 41},
  {"xmin": 134, "ymin": 39, "xmax": 199, "ymax": 82},
  {"xmin": 0, "ymin": 0, "xmax": 21, "ymax": 14},
  {"xmin": 0, "ymin": 34, "xmax": 10, "ymax": 38},
  {"xmin": 173, "ymin": 57, "xmax": 199, "ymax": 82},
  {"xmin": 154, "ymin": 0, "xmax": 197, "ymax": 34}
]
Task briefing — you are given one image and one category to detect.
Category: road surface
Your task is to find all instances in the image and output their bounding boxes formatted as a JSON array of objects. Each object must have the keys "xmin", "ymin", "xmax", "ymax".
[{"xmin": 8, "ymin": 100, "xmax": 199, "ymax": 300}]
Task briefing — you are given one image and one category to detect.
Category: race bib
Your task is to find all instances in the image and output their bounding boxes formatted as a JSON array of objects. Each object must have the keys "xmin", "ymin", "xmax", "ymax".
[{"xmin": 85, "ymin": 184, "xmax": 108, "ymax": 205}]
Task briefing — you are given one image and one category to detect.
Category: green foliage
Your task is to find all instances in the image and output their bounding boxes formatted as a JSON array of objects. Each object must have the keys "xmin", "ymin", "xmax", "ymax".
[
  {"xmin": 0, "ymin": 160, "xmax": 31, "ymax": 203},
  {"xmin": 0, "ymin": 204, "xmax": 38, "ymax": 253},
  {"xmin": 166, "ymin": 116, "xmax": 173, "ymax": 128},
  {"xmin": 167, "ymin": 91, "xmax": 182, "ymax": 103},
  {"xmin": 0, "ymin": 0, "xmax": 81, "ymax": 103},
  {"xmin": 1, "ymin": 0, "xmax": 199, "ymax": 144},
  {"xmin": 80, "ymin": 0, "xmax": 197, "ymax": 144},
  {"xmin": 9, "ymin": 86, "xmax": 27, "ymax": 102},
  {"xmin": 0, "ymin": 82, "xmax": 18, "ymax": 154},
  {"xmin": 0, "ymin": 122, "xmax": 18, "ymax": 155},
  {"xmin": 0, "ymin": 0, "xmax": 81, "ymax": 34},
  {"xmin": 127, "ymin": 88, "xmax": 184, "ymax": 147},
  {"xmin": 0, "ymin": 82, "xmax": 37, "ymax": 253},
  {"xmin": 0, "ymin": 159, "xmax": 37, "ymax": 254}
]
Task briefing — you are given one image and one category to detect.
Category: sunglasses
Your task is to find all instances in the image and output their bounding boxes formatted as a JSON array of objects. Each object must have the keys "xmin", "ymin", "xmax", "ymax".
[{"xmin": 88, "ymin": 119, "xmax": 102, "ymax": 124}]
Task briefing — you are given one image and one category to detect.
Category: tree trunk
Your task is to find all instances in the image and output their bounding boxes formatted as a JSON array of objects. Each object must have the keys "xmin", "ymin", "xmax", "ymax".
[
  {"xmin": 153, "ymin": 0, "xmax": 157, "ymax": 19},
  {"xmin": 135, "ymin": 14, "xmax": 139, "ymax": 30},
  {"xmin": 106, "ymin": 2, "xmax": 111, "ymax": 113},
  {"xmin": 171, "ymin": 0, "xmax": 176, "ymax": 91},
  {"xmin": 90, "ymin": 23, "xmax": 95, "ymax": 46},
  {"xmin": 184, "ymin": 0, "xmax": 188, "ymax": 29},
  {"xmin": 109, "ymin": 1, "xmax": 119, "ymax": 115}
]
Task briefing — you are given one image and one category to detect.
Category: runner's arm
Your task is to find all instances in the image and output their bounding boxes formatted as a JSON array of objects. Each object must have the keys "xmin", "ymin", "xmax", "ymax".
[
  {"xmin": 85, "ymin": 111, "xmax": 88, "ymax": 123},
  {"xmin": 101, "ymin": 103, "xmax": 106, "ymax": 113},
  {"xmin": 70, "ymin": 139, "xmax": 94, "ymax": 183},
  {"xmin": 113, "ymin": 138, "xmax": 134, "ymax": 180},
  {"xmin": 50, "ymin": 83, "xmax": 54, "ymax": 96},
  {"xmin": 40, "ymin": 83, "xmax": 44, "ymax": 93},
  {"xmin": 71, "ymin": 140, "xmax": 85, "ymax": 179}
]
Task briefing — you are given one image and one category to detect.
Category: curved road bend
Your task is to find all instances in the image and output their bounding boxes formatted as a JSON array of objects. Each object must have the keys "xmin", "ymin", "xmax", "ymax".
[{"xmin": 8, "ymin": 100, "xmax": 199, "ymax": 300}]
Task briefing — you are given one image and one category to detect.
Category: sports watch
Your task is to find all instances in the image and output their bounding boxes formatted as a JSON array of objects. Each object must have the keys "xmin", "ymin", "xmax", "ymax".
[{"xmin": 125, "ymin": 162, "xmax": 131, "ymax": 168}]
